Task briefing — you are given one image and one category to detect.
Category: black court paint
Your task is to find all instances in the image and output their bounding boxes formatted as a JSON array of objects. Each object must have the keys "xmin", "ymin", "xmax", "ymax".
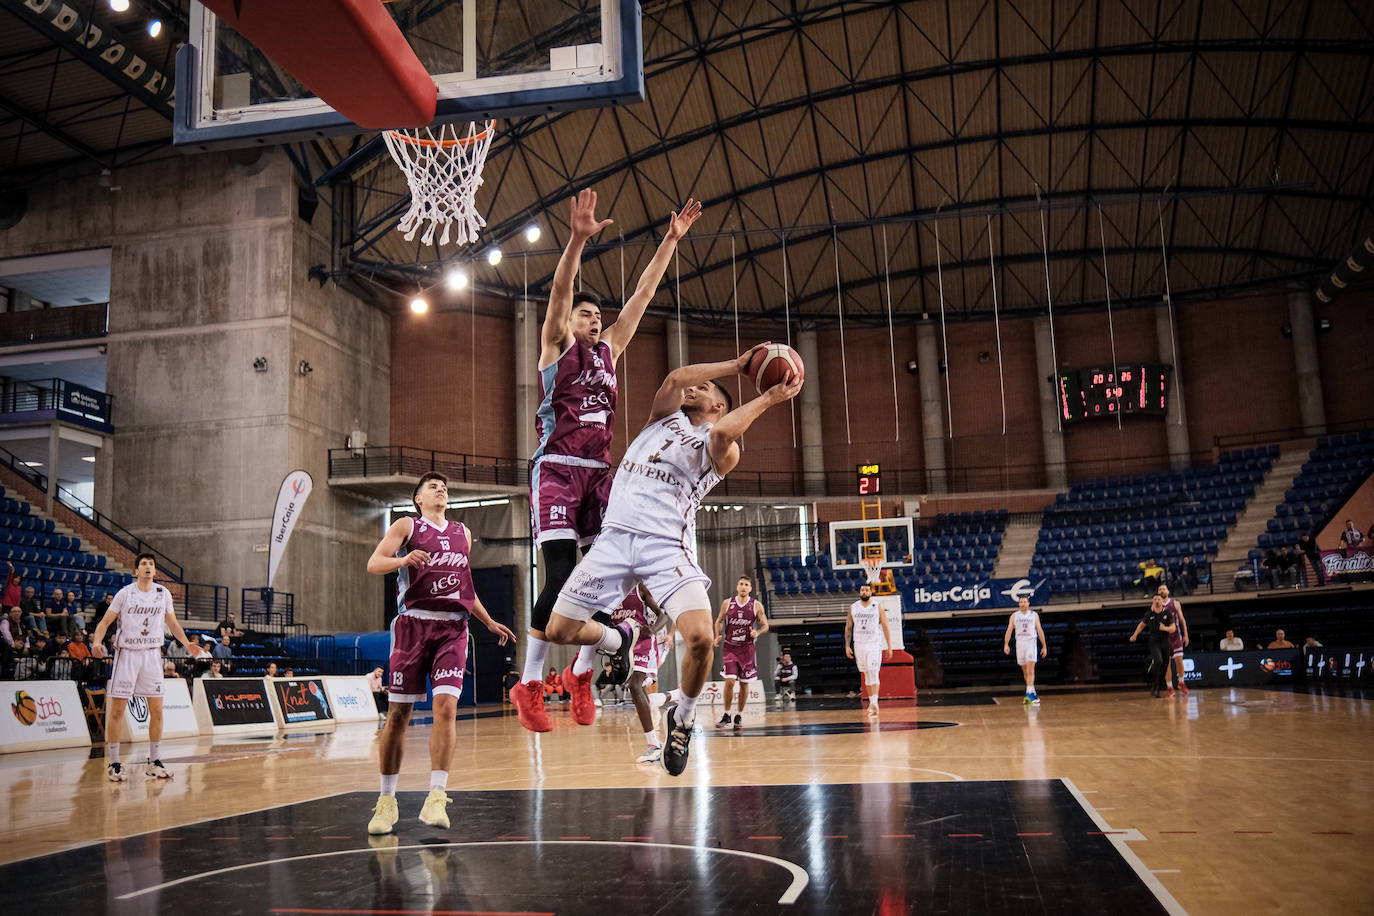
[
  {"xmin": 0, "ymin": 782, "xmax": 1171, "ymax": 915},
  {"xmin": 698, "ymin": 720, "xmax": 958, "ymax": 738}
]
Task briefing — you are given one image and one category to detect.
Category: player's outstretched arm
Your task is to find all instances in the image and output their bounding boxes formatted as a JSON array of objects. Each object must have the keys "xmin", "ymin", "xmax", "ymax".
[
  {"xmin": 542, "ymin": 189, "xmax": 613, "ymax": 368},
  {"xmin": 707, "ymin": 371, "xmax": 804, "ymax": 475},
  {"xmin": 367, "ymin": 518, "xmax": 424, "ymax": 575},
  {"xmin": 646, "ymin": 346, "xmax": 766, "ymax": 423},
  {"xmin": 603, "ymin": 199, "xmax": 703, "ymax": 361}
]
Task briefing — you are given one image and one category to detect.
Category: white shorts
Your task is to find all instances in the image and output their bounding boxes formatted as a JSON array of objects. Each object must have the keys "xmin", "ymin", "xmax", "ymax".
[
  {"xmin": 1016, "ymin": 641, "xmax": 1038, "ymax": 665},
  {"xmin": 108, "ymin": 647, "xmax": 165, "ymax": 700},
  {"xmin": 855, "ymin": 646, "xmax": 884, "ymax": 681},
  {"xmin": 552, "ymin": 527, "xmax": 712, "ymax": 623}
]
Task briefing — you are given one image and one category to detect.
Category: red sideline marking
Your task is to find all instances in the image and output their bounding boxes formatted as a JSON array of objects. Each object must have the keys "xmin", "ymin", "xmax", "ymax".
[
  {"xmin": 212, "ymin": 837, "xmax": 239, "ymax": 841},
  {"xmin": 948, "ymin": 833, "xmax": 984, "ymax": 838},
  {"xmin": 559, "ymin": 836, "xmax": 591, "ymax": 840},
  {"xmin": 824, "ymin": 835, "xmax": 848, "ymax": 839},
  {"xmin": 882, "ymin": 834, "xmax": 914, "ymax": 839},
  {"xmin": 1234, "ymin": 831, "xmax": 1272, "ymax": 835},
  {"xmin": 622, "ymin": 836, "xmax": 652, "ymax": 840},
  {"xmin": 1158, "ymin": 831, "xmax": 1196, "ymax": 835},
  {"xmin": 749, "ymin": 835, "xmax": 782, "ymax": 840},
  {"xmin": 1312, "ymin": 831, "xmax": 1352, "ymax": 835},
  {"xmin": 616, "ymin": 814, "xmax": 634, "ymax": 819},
  {"xmin": 1016, "ymin": 833, "xmax": 1053, "ymax": 837},
  {"xmin": 270, "ymin": 909, "xmax": 555, "ymax": 915}
]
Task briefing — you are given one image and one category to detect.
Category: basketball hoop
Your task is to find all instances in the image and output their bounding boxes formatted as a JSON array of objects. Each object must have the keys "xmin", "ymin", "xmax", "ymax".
[
  {"xmin": 860, "ymin": 556, "xmax": 884, "ymax": 587},
  {"xmin": 383, "ymin": 120, "xmax": 495, "ymax": 246}
]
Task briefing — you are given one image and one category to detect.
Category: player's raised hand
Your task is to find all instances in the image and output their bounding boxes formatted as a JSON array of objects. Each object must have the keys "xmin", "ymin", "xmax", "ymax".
[
  {"xmin": 665, "ymin": 198, "xmax": 703, "ymax": 241},
  {"xmin": 764, "ymin": 370, "xmax": 804, "ymax": 404},
  {"xmin": 569, "ymin": 188, "xmax": 613, "ymax": 239},
  {"xmin": 485, "ymin": 619, "xmax": 516, "ymax": 645},
  {"xmin": 402, "ymin": 550, "xmax": 431, "ymax": 568},
  {"xmin": 734, "ymin": 342, "xmax": 771, "ymax": 374}
]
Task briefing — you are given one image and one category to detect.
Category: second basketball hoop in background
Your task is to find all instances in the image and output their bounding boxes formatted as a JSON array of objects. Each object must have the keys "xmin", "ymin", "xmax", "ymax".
[
  {"xmin": 745, "ymin": 343, "xmax": 805, "ymax": 394},
  {"xmin": 383, "ymin": 120, "xmax": 496, "ymax": 246}
]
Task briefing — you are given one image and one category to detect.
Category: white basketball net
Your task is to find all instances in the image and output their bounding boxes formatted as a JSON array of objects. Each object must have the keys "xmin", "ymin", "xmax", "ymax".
[
  {"xmin": 383, "ymin": 120, "xmax": 495, "ymax": 247},
  {"xmin": 860, "ymin": 556, "xmax": 884, "ymax": 586}
]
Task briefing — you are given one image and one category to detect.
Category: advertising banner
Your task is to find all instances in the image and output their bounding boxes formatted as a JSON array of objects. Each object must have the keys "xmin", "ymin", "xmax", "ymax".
[
  {"xmin": 904, "ymin": 576, "xmax": 1052, "ymax": 613},
  {"xmin": 1, "ymin": 680, "xmax": 91, "ymax": 753},
  {"xmin": 324, "ymin": 677, "xmax": 379, "ymax": 723},
  {"xmin": 698, "ymin": 680, "xmax": 766, "ymax": 704},
  {"xmin": 268, "ymin": 470, "xmax": 313, "ymax": 588},
  {"xmin": 269, "ymin": 677, "xmax": 336, "ymax": 730},
  {"xmin": 1319, "ymin": 546, "xmax": 1374, "ymax": 579},
  {"xmin": 1179, "ymin": 649, "xmax": 1302, "ymax": 687},
  {"xmin": 117, "ymin": 678, "xmax": 199, "ymax": 740},
  {"xmin": 193, "ymin": 677, "xmax": 277, "ymax": 736},
  {"xmin": 1303, "ymin": 646, "xmax": 1371, "ymax": 682}
]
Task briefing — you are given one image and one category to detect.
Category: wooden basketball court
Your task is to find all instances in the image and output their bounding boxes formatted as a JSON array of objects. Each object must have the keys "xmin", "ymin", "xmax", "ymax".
[{"xmin": 2, "ymin": 686, "xmax": 1370, "ymax": 914}]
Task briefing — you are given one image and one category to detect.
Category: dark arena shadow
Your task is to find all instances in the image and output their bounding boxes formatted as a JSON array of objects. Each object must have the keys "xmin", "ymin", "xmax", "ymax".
[{"xmin": 1, "ymin": 782, "xmax": 1177, "ymax": 915}]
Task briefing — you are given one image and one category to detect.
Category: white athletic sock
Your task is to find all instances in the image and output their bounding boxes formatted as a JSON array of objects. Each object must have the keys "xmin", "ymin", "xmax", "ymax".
[
  {"xmin": 593, "ymin": 622, "xmax": 622, "ymax": 654},
  {"xmin": 677, "ymin": 691, "xmax": 699, "ymax": 724},
  {"xmin": 521, "ymin": 636, "xmax": 550, "ymax": 684},
  {"xmin": 572, "ymin": 644, "xmax": 597, "ymax": 677},
  {"xmin": 429, "ymin": 770, "xmax": 447, "ymax": 791},
  {"xmin": 645, "ymin": 730, "xmax": 660, "ymax": 748},
  {"xmin": 148, "ymin": 741, "xmax": 160, "ymax": 762},
  {"xmin": 380, "ymin": 773, "xmax": 398, "ymax": 796},
  {"xmin": 107, "ymin": 743, "xmax": 120, "ymax": 765}
]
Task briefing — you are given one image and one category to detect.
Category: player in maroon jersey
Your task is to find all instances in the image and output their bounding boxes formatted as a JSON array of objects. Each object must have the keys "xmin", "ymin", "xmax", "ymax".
[
  {"xmin": 364, "ymin": 472, "xmax": 516, "ymax": 835},
  {"xmin": 713, "ymin": 575, "xmax": 769, "ymax": 729},
  {"xmin": 514, "ymin": 188, "xmax": 703, "ymax": 732}
]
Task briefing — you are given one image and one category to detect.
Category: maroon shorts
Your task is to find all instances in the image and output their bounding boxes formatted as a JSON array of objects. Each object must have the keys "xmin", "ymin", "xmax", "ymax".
[
  {"xmin": 531, "ymin": 460, "xmax": 613, "ymax": 547},
  {"xmin": 722, "ymin": 641, "xmax": 757, "ymax": 680},
  {"xmin": 388, "ymin": 613, "xmax": 469, "ymax": 703}
]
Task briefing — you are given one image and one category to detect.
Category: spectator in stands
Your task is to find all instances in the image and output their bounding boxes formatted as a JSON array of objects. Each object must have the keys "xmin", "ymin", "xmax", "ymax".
[
  {"xmin": 1134, "ymin": 558, "xmax": 1163, "ymax": 593},
  {"xmin": 67, "ymin": 629, "xmax": 92, "ymax": 678},
  {"xmin": 367, "ymin": 666, "xmax": 388, "ymax": 716},
  {"xmin": 774, "ymin": 651, "xmax": 799, "ymax": 701},
  {"xmin": 1, "ymin": 605, "xmax": 21, "ymax": 646},
  {"xmin": 19, "ymin": 586, "xmax": 43, "ymax": 635},
  {"xmin": 3, "ymin": 563, "xmax": 20, "ymax": 609},
  {"xmin": 283, "ymin": 668, "xmax": 295, "ymax": 678},
  {"xmin": 1176, "ymin": 556, "xmax": 1198, "ymax": 595},
  {"xmin": 201, "ymin": 659, "xmax": 224, "ymax": 678},
  {"xmin": 594, "ymin": 661, "xmax": 620, "ymax": 705},
  {"xmin": 266, "ymin": 661, "xmax": 279, "ymax": 678},
  {"xmin": 44, "ymin": 587, "xmax": 69, "ymax": 637},
  {"xmin": 212, "ymin": 634, "xmax": 233, "ymax": 671},
  {"xmin": 1219, "ymin": 629, "xmax": 1244, "ymax": 651},
  {"xmin": 162, "ymin": 659, "xmax": 177, "ymax": 678},
  {"xmin": 1267, "ymin": 629, "xmax": 1295, "ymax": 649},
  {"xmin": 215, "ymin": 614, "xmax": 242, "ymax": 643},
  {"xmin": 63, "ymin": 590, "xmax": 86, "ymax": 633},
  {"xmin": 1303, "ymin": 636, "xmax": 1323, "ymax": 649},
  {"xmin": 544, "ymin": 667, "xmax": 568, "ymax": 702},
  {"xmin": 166, "ymin": 636, "xmax": 188, "ymax": 661},
  {"xmin": 1298, "ymin": 534, "xmax": 1325, "ymax": 587},
  {"xmin": 1339, "ymin": 520, "xmax": 1364, "ymax": 556},
  {"xmin": 95, "ymin": 592, "xmax": 113, "ymax": 617},
  {"xmin": 1278, "ymin": 546, "xmax": 1301, "ymax": 586}
]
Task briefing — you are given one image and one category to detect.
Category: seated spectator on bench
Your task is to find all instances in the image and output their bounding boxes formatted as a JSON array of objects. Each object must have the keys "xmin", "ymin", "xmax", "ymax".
[
  {"xmin": 367, "ymin": 666, "xmax": 388, "ymax": 715},
  {"xmin": 595, "ymin": 662, "xmax": 620, "ymax": 705},
  {"xmin": 67, "ymin": 629, "xmax": 93, "ymax": 680},
  {"xmin": 774, "ymin": 651, "xmax": 799, "ymax": 701},
  {"xmin": 266, "ymin": 662, "xmax": 279, "ymax": 678},
  {"xmin": 215, "ymin": 614, "xmax": 243, "ymax": 643},
  {"xmin": 1267, "ymin": 629, "xmax": 1295, "ymax": 650},
  {"xmin": 211, "ymin": 634, "xmax": 234, "ymax": 671},
  {"xmin": 1303, "ymin": 636, "xmax": 1323, "ymax": 650},
  {"xmin": 20, "ymin": 586, "xmax": 43, "ymax": 635},
  {"xmin": 63, "ymin": 590, "xmax": 87, "ymax": 633},
  {"xmin": 544, "ymin": 667, "xmax": 568, "ymax": 702},
  {"xmin": 200, "ymin": 659, "xmax": 225, "ymax": 679},
  {"xmin": 162, "ymin": 659, "xmax": 178, "ymax": 678},
  {"xmin": 44, "ymin": 588, "xmax": 69, "ymax": 637},
  {"xmin": 1, "ymin": 606, "xmax": 23, "ymax": 653},
  {"xmin": 1219, "ymin": 629, "xmax": 1244, "ymax": 652},
  {"xmin": 282, "ymin": 668, "xmax": 295, "ymax": 679}
]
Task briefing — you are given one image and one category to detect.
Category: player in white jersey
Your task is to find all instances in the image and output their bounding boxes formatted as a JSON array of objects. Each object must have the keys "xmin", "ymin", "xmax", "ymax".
[
  {"xmin": 89, "ymin": 553, "xmax": 204, "ymax": 781},
  {"xmin": 846, "ymin": 583, "xmax": 893, "ymax": 716},
  {"xmin": 1002, "ymin": 596, "xmax": 1047, "ymax": 705},
  {"xmin": 544, "ymin": 344, "xmax": 804, "ymax": 775}
]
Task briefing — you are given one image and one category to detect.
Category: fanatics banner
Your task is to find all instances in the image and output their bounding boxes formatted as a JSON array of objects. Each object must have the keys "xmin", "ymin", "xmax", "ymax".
[{"xmin": 268, "ymin": 470, "xmax": 313, "ymax": 587}]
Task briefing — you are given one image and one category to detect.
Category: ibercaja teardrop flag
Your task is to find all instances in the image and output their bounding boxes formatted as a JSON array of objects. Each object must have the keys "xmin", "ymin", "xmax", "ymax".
[{"xmin": 268, "ymin": 470, "xmax": 313, "ymax": 587}]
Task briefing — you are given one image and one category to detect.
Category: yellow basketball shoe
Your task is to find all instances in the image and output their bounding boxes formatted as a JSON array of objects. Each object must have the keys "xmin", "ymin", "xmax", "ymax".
[
  {"xmin": 367, "ymin": 794, "xmax": 399, "ymax": 835},
  {"xmin": 419, "ymin": 788, "xmax": 451, "ymax": 829}
]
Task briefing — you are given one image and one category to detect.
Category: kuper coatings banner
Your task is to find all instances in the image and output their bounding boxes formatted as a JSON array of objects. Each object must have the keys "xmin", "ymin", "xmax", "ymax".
[
  {"xmin": 1, "ymin": 680, "xmax": 90, "ymax": 753},
  {"xmin": 268, "ymin": 470, "xmax": 313, "ymax": 587},
  {"xmin": 903, "ymin": 577, "xmax": 1052, "ymax": 613}
]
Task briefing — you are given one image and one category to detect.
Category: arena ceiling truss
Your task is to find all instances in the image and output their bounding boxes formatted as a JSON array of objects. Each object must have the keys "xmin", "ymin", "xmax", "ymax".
[{"xmin": 2, "ymin": 0, "xmax": 1372, "ymax": 328}]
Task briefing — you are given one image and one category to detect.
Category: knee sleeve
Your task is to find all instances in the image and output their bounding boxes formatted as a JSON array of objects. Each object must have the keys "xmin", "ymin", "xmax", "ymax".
[{"xmin": 531, "ymin": 540, "xmax": 579, "ymax": 632}]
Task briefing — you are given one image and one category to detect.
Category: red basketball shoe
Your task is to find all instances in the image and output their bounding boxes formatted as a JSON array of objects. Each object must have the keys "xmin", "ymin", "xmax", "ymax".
[
  {"xmin": 511, "ymin": 680, "xmax": 551, "ymax": 732},
  {"xmin": 563, "ymin": 662, "xmax": 596, "ymax": 726}
]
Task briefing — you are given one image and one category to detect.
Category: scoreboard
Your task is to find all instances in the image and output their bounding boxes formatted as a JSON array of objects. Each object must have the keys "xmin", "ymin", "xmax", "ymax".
[
  {"xmin": 857, "ymin": 463, "xmax": 881, "ymax": 495},
  {"xmin": 1055, "ymin": 364, "xmax": 1170, "ymax": 423}
]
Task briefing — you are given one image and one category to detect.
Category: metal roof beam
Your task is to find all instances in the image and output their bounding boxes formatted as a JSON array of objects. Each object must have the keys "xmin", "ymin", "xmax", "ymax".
[{"xmin": 0, "ymin": 92, "xmax": 108, "ymax": 168}]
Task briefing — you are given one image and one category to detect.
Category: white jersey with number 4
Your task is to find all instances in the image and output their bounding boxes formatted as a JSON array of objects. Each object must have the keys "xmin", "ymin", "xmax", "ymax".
[
  {"xmin": 602, "ymin": 409, "xmax": 722, "ymax": 544},
  {"xmin": 850, "ymin": 600, "xmax": 887, "ymax": 648},
  {"xmin": 109, "ymin": 582, "xmax": 174, "ymax": 650},
  {"xmin": 1014, "ymin": 609, "xmax": 1039, "ymax": 645}
]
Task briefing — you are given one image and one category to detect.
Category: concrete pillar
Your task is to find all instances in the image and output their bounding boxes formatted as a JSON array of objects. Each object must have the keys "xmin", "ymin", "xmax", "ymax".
[
  {"xmin": 46, "ymin": 422, "xmax": 59, "ymax": 513},
  {"xmin": 665, "ymin": 317, "xmax": 688, "ymax": 370},
  {"xmin": 514, "ymin": 299, "xmax": 538, "ymax": 464},
  {"xmin": 1287, "ymin": 290, "xmax": 1326, "ymax": 436},
  {"xmin": 795, "ymin": 330, "xmax": 826, "ymax": 496},
  {"xmin": 915, "ymin": 322, "xmax": 948, "ymax": 494},
  {"xmin": 1154, "ymin": 304, "xmax": 1192, "ymax": 469},
  {"xmin": 1033, "ymin": 317, "xmax": 1068, "ymax": 490}
]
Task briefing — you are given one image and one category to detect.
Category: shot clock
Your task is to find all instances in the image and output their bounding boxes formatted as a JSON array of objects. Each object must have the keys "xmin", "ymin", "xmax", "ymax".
[
  {"xmin": 857, "ymin": 463, "xmax": 881, "ymax": 495},
  {"xmin": 1055, "ymin": 364, "xmax": 1170, "ymax": 423}
]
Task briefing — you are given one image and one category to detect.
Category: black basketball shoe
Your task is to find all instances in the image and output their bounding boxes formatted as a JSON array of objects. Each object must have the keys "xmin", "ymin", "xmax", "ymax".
[{"xmin": 663, "ymin": 703, "xmax": 694, "ymax": 776}]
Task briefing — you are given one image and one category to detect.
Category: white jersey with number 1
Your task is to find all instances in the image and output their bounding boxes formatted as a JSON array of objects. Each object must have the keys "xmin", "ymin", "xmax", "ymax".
[
  {"xmin": 850, "ymin": 600, "xmax": 887, "ymax": 648},
  {"xmin": 601, "ymin": 409, "xmax": 722, "ymax": 544}
]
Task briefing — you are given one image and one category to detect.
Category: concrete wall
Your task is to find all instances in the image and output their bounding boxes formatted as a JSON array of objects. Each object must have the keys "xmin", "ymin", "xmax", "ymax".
[{"xmin": 0, "ymin": 150, "xmax": 390, "ymax": 632}]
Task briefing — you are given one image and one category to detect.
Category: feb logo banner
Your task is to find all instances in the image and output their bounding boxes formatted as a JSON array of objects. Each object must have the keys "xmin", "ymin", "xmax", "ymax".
[
  {"xmin": 268, "ymin": 470, "xmax": 313, "ymax": 587},
  {"xmin": 903, "ymin": 577, "xmax": 1052, "ymax": 613}
]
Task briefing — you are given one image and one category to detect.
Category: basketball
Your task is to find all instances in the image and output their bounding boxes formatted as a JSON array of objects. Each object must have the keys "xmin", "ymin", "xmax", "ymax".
[
  {"xmin": 11, "ymin": 690, "xmax": 36, "ymax": 726},
  {"xmin": 745, "ymin": 344, "xmax": 805, "ymax": 394}
]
